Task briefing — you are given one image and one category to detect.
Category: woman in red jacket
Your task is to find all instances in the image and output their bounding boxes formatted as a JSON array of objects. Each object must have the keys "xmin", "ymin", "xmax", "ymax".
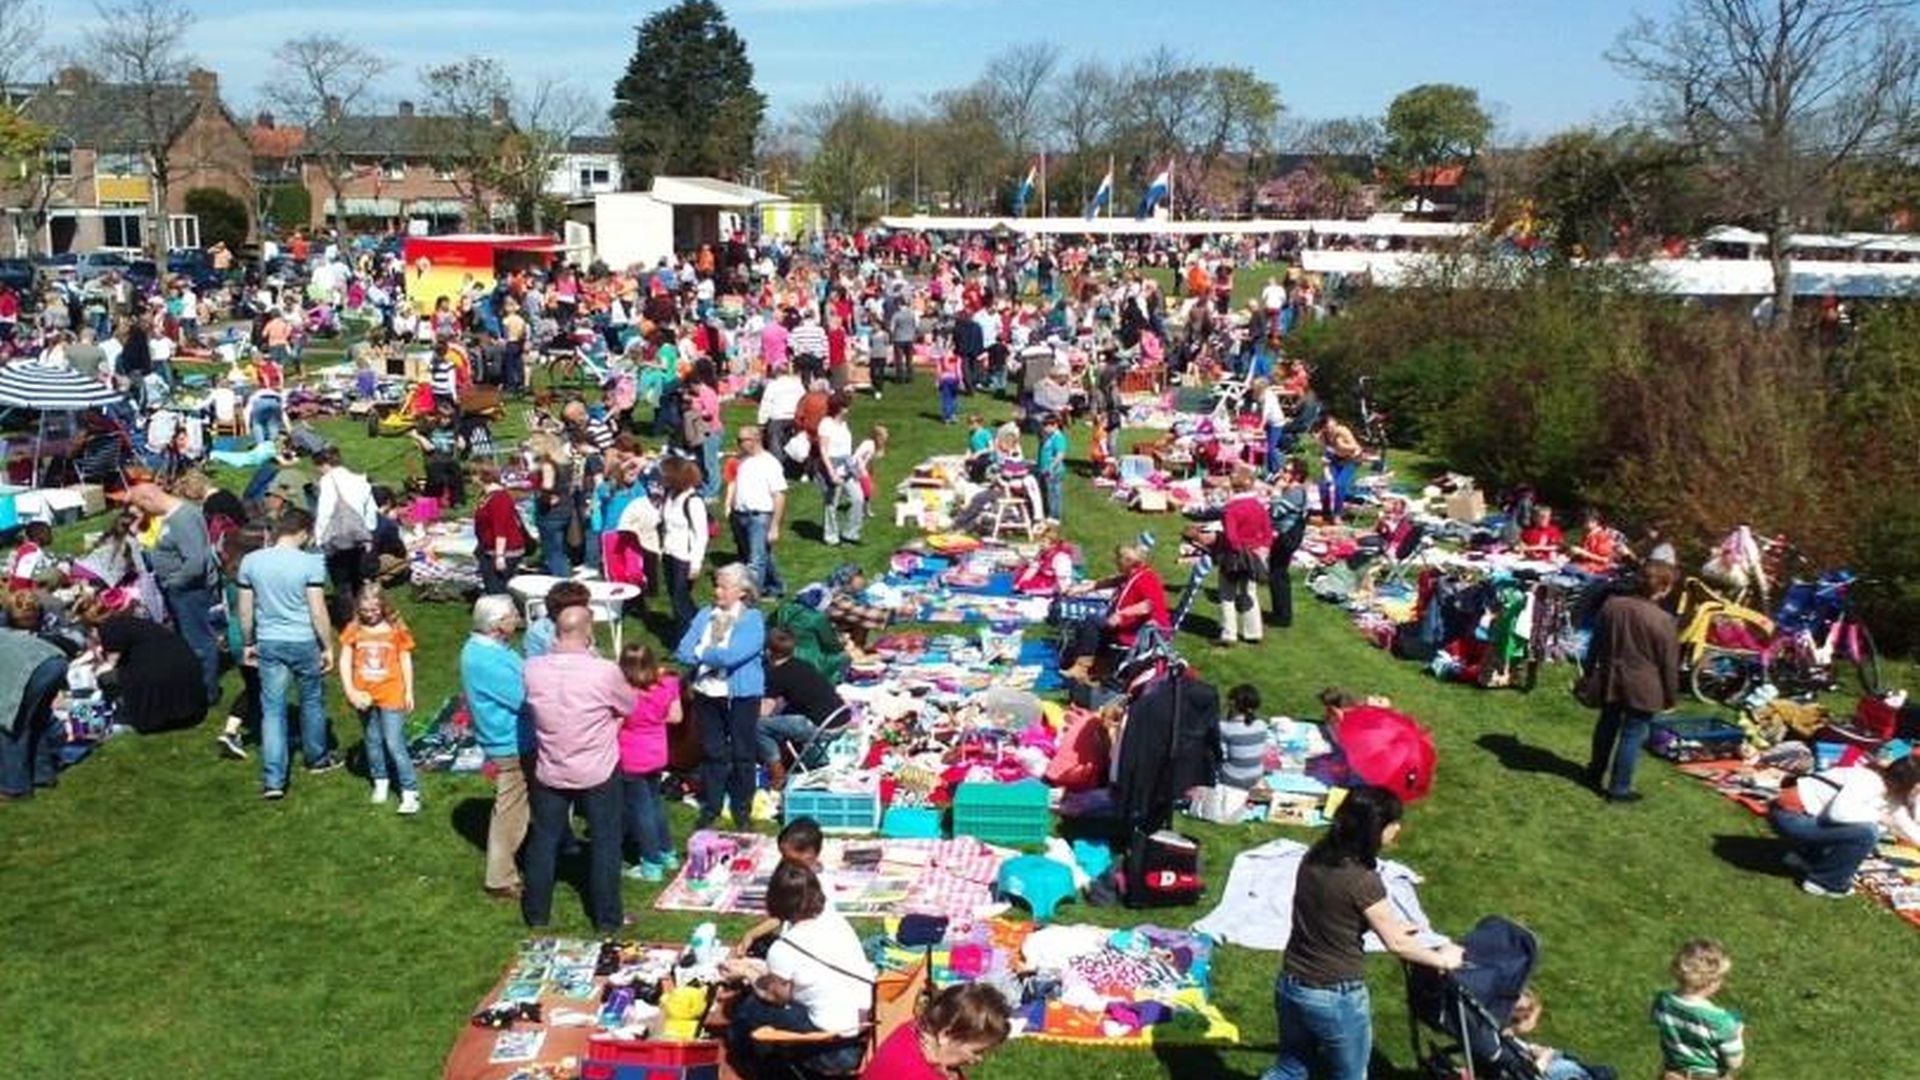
[
  {"xmin": 472, "ymin": 464, "xmax": 529, "ymax": 595},
  {"xmin": 1059, "ymin": 544, "xmax": 1170, "ymax": 682}
]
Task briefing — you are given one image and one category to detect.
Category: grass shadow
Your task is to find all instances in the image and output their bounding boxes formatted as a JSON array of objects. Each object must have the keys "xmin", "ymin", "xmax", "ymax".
[
  {"xmin": 451, "ymin": 796, "xmax": 493, "ymax": 854},
  {"xmin": 1151, "ymin": 1042, "xmax": 1265, "ymax": 1080},
  {"xmin": 1709, "ymin": 834, "xmax": 1796, "ymax": 879},
  {"xmin": 1474, "ymin": 733, "xmax": 1594, "ymax": 790}
]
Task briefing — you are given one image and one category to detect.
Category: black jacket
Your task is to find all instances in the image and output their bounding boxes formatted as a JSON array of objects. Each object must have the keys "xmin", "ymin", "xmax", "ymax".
[{"xmin": 1114, "ymin": 672, "xmax": 1221, "ymax": 835}]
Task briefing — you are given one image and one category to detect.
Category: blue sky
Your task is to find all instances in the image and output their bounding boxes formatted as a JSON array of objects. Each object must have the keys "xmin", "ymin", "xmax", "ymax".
[{"xmin": 41, "ymin": 0, "xmax": 1668, "ymax": 138}]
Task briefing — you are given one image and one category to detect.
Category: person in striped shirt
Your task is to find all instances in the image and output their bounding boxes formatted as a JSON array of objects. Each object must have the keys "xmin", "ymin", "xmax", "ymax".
[
  {"xmin": 1651, "ymin": 939, "xmax": 1744, "ymax": 1080},
  {"xmin": 1218, "ymin": 684, "xmax": 1269, "ymax": 790}
]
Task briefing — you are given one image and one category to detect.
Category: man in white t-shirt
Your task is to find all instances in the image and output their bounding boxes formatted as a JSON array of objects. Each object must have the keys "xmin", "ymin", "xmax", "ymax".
[
  {"xmin": 1260, "ymin": 277, "xmax": 1286, "ymax": 314},
  {"xmin": 758, "ymin": 368, "xmax": 805, "ymax": 471},
  {"xmin": 726, "ymin": 425, "xmax": 788, "ymax": 598}
]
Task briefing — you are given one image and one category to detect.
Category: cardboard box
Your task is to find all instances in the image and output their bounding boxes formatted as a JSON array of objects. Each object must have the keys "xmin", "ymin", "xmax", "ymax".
[{"xmin": 1446, "ymin": 488, "xmax": 1486, "ymax": 523}]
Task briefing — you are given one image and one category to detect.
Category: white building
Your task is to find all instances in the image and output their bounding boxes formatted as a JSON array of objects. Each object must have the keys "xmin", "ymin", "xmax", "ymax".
[{"xmin": 545, "ymin": 135, "xmax": 623, "ymax": 200}]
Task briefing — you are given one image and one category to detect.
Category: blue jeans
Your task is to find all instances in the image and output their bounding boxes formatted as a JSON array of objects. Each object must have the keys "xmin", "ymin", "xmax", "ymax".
[
  {"xmin": 695, "ymin": 694, "xmax": 761, "ymax": 826},
  {"xmin": 1265, "ymin": 425, "xmax": 1286, "ymax": 473},
  {"xmin": 361, "ymin": 707, "xmax": 418, "ymax": 792},
  {"xmin": 165, "ymin": 584, "xmax": 221, "ymax": 704},
  {"xmin": 939, "ymin": 376, "xmax": 960, "ymax": 421},
  {"xmin": 622, "ymin": 769, "xmax": 671, "ymax": 864},
  {"xmin": 1263, "ymin": 976, "xmax": 1372, "ymax": 1080},
  {"xmin": 1042, "ymin": 469, "xmax": 1064, "ymax": 522},
  {"xmin": 700, "ymin": 432, "xmax": 723, "ymax": 497},
  {"xmin": 730, "ymin": 511, "xmax": 784, "ymax": 597},
  {"xmin": 728, "ymin": 992, "xmax": 864, "ymax": 1076},
  {"xmin": 1588, "ymin": 704, "xmax": 1652, "ymax": 797},
  {"xmin": 537, "ymin": 510, "xmax": 573, "ymax": 577},
  {"xmin": 250, "ymin": 400, "xmax": 285, "ymax": 444},
  {"xmin": 1320, "ymin": 459, "xmax": 1358, "ymax": 520},
  {"xmin": 258, "ymin": 639, "xmax": 331, "ymax": 791},
  {"xmin": 0, "ymin": 656, "xmax": 67, "ymax": 796},
  {"xmin": 1769, "ymin": 805, "xmax": 1879, "ymax": 893},
  {"xmin": 522, "ymin": 772, "xmax": 624, "ymax": 931},
  {"xmin": 757, "ymin": 713, "xmax": 819, "ymax": 766}
]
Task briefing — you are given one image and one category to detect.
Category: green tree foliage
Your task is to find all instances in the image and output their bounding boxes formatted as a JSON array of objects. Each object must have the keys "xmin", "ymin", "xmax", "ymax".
[
  {"xmin": 261, "ymin": 182, "xmax": 311, "ymax": 233},
  {"xmin": 1382, "ymin": 83, "xmax": 1491, "ymax": 208},
  {"xmin": 1524, "ymin": 127, "xmax": 1710, "ymax": 259},
  {"xmin": 798, "ymin": 84, "xmax": 891, "ymax": 225},
  {"xmin": 611, "ymin": 0, "xmax": 764, "ymax": 188},
  {"xmin": 183, "ymin": 187, "xmax": 247, "ymax": 249}
]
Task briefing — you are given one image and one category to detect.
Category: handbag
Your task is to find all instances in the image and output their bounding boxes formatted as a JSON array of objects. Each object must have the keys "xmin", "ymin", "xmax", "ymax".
[{"xmin": 323, "ymin": 478, "xmax": 373, "ymax": 553}]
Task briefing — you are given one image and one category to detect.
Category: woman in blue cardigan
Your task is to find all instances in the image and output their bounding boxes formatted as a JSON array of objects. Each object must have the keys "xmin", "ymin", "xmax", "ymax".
[{"xmin": 676, "ymin": 562, "xmax": 767, "ymax": 830}]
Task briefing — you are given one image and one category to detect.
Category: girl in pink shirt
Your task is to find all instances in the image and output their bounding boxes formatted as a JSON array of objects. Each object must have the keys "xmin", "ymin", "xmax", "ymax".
[
  {"xmin": 618, "ymin": 645, "xmax": 684, "ymax": 881},
  {"xmin": 933, "ymin": 342, "xmax": 963, "ymax": 423}
]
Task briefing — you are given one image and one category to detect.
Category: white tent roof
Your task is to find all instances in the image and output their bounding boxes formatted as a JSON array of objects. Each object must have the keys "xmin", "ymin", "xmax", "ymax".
[
  {"xmin": 877, "ymin": 214, "xmax": 1477, "ymax": 239},
  {"xmin": 647, "ymin": 177, "xmax": 788, "ymax": 208}
]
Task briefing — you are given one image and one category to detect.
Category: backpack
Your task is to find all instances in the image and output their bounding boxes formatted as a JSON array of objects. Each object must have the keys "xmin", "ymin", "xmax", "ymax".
[{"xmin": 681, "ymin": 406, "xmax": 709, "ymax": 448}]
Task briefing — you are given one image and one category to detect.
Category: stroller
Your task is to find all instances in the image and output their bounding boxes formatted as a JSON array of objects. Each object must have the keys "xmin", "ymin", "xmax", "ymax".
[{"xmin": 1405, "ymin": 916, "xmax": 1544, "ymax": 1080}]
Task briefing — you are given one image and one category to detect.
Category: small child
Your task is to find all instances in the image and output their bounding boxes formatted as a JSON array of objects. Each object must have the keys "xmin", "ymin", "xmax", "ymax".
[
  {"xmin": 965, "ymin": 414, "xmax": 993, "ymax": 456},
  {"xmin": 7, "ymin": 521, "xmax": 55, "ymax": 589},
  {"xmin": 934, "ymin": 341, "xmax": 963, "ymax": 423},
  {"xmin": 861, "ymin": 982, "xmax": 1012, "ymax": 1080},
  {"xmin": 734, "ymin": 817, "xmax": 826, "ymax": 955},
  {"xmin": 1219, "ymin": 684, "xmax": 1269, "ymax": 790},
  {"xmin": 618, "ymin": 644, "xmax": 683, "ymax": 882},
  {"xmin": 1652, "ymin": 939, "xmax": 1744, "ymax": 1080},
  {"xmin": 1507, "ymin": 987, "xmax": 1606, "ymax": 1080},
  {"xmin": 852, "ymin": 423, "xmax": 889, "ymax": 504},
  {"xmin": 338, "ymin": 583, "xmax": 420, "ymax": 814}
]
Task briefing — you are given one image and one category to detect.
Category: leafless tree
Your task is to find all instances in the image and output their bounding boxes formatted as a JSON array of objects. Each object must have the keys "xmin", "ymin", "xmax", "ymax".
[
  {"xmin": 983, "ymin": 40, "xmax": 1060, "ymax": 156},
  {"xmin": 261, "ymin": 34, "xmax": 389, "ymax": 238},
  {"xmin": 82, "ymin": 0, "xmax": 195, "ymax": 255},
  {"xmin": 419, "ymin": 56, "xmax": 514, "ymax": 227},
  {"xmin": 497, "ymin": 76, "xmax": 598, "ymax": 231},
  {"xmin": 1612, "ymin": 0, "xmax": 1920, "ymax": 325},
  {"xmin": 1049, "ymin": 59, "xmax": 1118, "ymax": 205},
  {"xmin": 0, "ymin": 0, "xmax": 45, "ymax": 90}
]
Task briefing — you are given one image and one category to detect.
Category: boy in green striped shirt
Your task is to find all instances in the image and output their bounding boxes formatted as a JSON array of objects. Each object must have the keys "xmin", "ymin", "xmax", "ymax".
[{"xmin": 1651, "ymin": 939, "xmax": 1745, "ymax": 1079}]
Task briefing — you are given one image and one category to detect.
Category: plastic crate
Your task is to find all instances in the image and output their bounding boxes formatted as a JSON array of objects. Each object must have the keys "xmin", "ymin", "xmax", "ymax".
[
  {"xmin": 583, "ymin": 1036, "xmax": 722, "ymax": 1080},
  {"xmin": 952, "ymin": 780, "xmax": 1051, "ymax": 847},
  {"xmin": 882, "ymin": 806, "xmax": 943, "ymax": 839},
  {"xmin": 1649, "ymin": 716, "xmax": 1745, "ymax": 762},
  {"xmin": 784, "ymin": 775, "xmax": 882, "ymax": 834}
]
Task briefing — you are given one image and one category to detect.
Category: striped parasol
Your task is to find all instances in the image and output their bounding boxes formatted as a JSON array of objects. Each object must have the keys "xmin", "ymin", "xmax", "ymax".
[{"xmin": 0, "ymin": 359, "xmax": 124, "ymax": 410}]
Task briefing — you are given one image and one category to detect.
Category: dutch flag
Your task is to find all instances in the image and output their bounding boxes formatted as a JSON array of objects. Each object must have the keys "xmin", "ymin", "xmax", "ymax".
[
  {"xmin": 1086, "ymin": 169, "xmax": 1113, "ymax": 219},
  {"xmin": 1014, "ymin": 164, "xmax": 1037, "ymax": 214},
  {"xmin": 1137, "ymin": 164, "xmax": 1171, "ymax": 218}
]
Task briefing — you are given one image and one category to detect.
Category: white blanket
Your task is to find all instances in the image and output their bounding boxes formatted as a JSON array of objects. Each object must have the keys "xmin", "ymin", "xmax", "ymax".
[{"xmin": 1191, "ymin": 837, "xmax": 1448, "ymax": 951}]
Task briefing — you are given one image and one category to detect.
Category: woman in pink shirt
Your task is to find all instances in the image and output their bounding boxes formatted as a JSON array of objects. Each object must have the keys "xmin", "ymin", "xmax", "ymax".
[{"xmin": 617, "ymin": 645, "xmax": 683, "ymax": 881}]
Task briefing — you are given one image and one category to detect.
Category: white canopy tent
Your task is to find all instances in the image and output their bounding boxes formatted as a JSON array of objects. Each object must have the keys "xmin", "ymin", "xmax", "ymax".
[{"xmin": 876, "ymin": 214, "xmax": 1478, "ymax": 239}]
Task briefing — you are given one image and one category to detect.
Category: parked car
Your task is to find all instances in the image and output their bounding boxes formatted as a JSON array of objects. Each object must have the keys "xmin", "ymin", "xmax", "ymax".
[
  {"xmin": 166, "ymin": 250, "xmax": 224, "ymax": 292},
  {"xmin": 73, "ymin": 251, "xmax": 132, "ymax": 282},
  {"xmin": 126, "ymin": 259, "xmax": 160, "ymax": 290},
  {"xmin": 0, "ymin": 257, "xmax": 37, "ymax": 299},
  {"xmin": 33, "ymin": 252, "xmax": 77, "ymax": 283}
]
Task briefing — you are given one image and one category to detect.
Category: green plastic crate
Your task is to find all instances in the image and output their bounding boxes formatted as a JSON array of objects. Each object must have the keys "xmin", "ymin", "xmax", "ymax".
[{"xmin": 951, "ymin": 780, "xmax": 1051, "ymax": 846}]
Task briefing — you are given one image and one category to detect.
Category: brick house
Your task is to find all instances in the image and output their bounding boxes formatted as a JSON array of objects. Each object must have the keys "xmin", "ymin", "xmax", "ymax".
[
  {"xmin": 5, "ymin": 67, "xmax": 252, "ymax": 255},
  {"xmin": 252, "ymin": 99, "xmax": 509, "ymax": 235}
]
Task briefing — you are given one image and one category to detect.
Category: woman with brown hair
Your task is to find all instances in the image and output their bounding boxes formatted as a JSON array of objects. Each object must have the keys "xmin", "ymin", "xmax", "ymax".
[
  {"xmin": 471, "ymin": 463, "xmax": 530, "ymax": 596},
  {"xmin": 657, "ymin": 456, "xmax": 709, "ymax": 637}
]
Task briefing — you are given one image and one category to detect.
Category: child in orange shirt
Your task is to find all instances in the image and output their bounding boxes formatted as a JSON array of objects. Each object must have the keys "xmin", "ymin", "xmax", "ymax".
[{"xmin": 339, "ymin": 583, "xmax": 420, "ymax": 815}]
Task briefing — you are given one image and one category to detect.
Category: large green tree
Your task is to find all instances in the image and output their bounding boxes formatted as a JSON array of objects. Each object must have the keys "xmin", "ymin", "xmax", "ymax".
[
  {"xmin": 611, "ymin": 0, "xmax": 764, "ymax": 188},
  {"xmin": 1382, "ymin": 82, "xmax": 1491, "ymax": 213}
]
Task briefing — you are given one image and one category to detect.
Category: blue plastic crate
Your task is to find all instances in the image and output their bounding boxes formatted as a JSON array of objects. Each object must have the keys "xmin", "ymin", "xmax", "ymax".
[
  {"xmin": 882, "ymin": 806, "xmax": 943, "ymax": 839},
  {"xmin": 952, "ymin": 780, "xmax": 1051, "ymax": 847},
  {"xmin": 784, "ymin": 776, "xmax": 881, "ymax": 834}
]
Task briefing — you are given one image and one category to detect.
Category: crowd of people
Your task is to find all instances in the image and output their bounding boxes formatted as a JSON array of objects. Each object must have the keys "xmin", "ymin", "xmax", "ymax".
[{"xmin": 6, "ymin": 221, "xmax": 1912, "ymax": 1080}]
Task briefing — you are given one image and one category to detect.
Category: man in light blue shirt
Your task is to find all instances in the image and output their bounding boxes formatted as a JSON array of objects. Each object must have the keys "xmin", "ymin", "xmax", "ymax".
[{"xmin": 236, "ymin": 507, "xmax": 337, "ymax": 798}]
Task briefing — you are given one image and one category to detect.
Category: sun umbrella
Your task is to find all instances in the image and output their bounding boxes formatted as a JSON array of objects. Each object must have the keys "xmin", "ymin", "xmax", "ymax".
[
  {"xmin": 1332, "ymin": 705, "xmax": 1437, "ymax": 803},
  {"xmin": 0, "ymin": 359, "xmax": 124, "ymax": 410},
  {"xmin": 0, "ymin": 359, "xmax": 126, "ymax": 484}
]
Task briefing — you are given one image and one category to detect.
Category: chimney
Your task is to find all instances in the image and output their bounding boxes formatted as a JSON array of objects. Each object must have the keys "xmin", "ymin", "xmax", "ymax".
[
  {"xmin": 187, "ymin": 68, "xmax": 218, "ymax": 100},
  {"xmin": 490, "ymin": 96, "xmax": 508, "ymax": 124},
  {"xmin": 255, "ymin": 111, "xmax": 274, "ymax": 129},
  {"xmin": 397, "ymin": 100, "xmax": 415, "ymax": 119},
  {"xmin": 55, "ymin": 66, "xmax": 92, "ymax": 90},
  {"xmin": 324, "ymin": 95, "xmax": 341, "ymax": 122}
]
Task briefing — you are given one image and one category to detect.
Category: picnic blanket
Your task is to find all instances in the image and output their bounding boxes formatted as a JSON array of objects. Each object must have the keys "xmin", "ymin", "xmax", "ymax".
[
  {"xmin": 653, "ymin": 833, "xmax": 1013, "ymax": 924},
  {"xmin": 1677, "ymin": 760, "xmax": 1920, "ymax": 928}
]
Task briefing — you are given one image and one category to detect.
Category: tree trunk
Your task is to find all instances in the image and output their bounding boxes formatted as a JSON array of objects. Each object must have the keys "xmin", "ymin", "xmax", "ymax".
[{"xmin": 1768, "ymin": 210, "xmax": 1794, "ymax": 333}]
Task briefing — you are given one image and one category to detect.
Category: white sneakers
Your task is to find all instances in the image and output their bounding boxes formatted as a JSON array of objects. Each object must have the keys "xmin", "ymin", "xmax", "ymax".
[{"xmin": 372, "ymin": 780, "xmax": 421, "ymax": 815}]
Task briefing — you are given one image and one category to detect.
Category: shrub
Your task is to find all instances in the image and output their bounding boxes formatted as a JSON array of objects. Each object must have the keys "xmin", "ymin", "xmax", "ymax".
[{"xmin": 182, "ymin": 187, "xmax": 249, "ymax": 251}]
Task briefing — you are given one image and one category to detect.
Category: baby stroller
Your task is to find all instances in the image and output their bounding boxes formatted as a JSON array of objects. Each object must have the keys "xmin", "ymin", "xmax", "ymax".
[{"xmin": 1405, "ymin": 915, "xmax": 1543, "ymax": 1080}]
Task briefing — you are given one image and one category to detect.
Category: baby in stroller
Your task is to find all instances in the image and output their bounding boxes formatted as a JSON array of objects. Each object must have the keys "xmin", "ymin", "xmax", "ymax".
[{"xmin": 1406, "ymin": 915, "xmax": 1614, "ymax": 1080}]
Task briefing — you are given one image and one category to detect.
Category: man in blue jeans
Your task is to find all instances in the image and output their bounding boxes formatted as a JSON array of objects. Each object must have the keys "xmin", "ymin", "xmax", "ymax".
[
  {"xmin": 726, "ymin": 426, "xmax": 788, "ymax": 599},
  {"xmin": 237, "ymin": 507, "xmax": 339, "ymax": 800},
  {"xmin": 1583, "ymin": 562, "xmax": 1680, "ymax": 804}
]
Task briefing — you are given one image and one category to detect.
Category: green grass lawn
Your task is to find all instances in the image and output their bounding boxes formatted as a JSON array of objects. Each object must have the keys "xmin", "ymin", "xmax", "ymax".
[{"xmin": 4, "ymin": 354, "xmax": 1913, "ymax": 1079}]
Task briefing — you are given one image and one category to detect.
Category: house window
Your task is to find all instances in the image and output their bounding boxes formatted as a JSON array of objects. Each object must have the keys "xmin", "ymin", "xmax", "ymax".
[
  {"xmin": 435, "ymin": 165, "xmax": 457, "ymax": 182},
  {"xmin": 381, "ymin": 160, "xmax": 406, "ymax": 181},
  {"xmin": 46, "ymin": 139, "xmax": 74, "ymax": 178},
  {"xmin": 579, "ymin": 165, "xmax": 611, "ymax": 189},
  {"xmin": 101, "ymin": 211, "xmax": 142, "ymax": 250},
  {"xmin": 98, "ymin": 151, "xmax": 148, "ymax": 177}
]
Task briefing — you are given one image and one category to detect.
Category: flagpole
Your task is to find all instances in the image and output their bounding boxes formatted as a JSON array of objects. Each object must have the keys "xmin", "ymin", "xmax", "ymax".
[
  {"xmin": 1107, "ymin": 154, "xmax": 1115, "ymax": 224},
  {"xmin": 1038, "ymin": 150, "xmax": 1046, "ymax": 219}
]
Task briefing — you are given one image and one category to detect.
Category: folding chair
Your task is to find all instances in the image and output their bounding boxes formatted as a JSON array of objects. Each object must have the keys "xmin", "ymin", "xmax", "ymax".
[{"xmin": 785, "ymin": 704, "xmax": 863, "ymax": 776}]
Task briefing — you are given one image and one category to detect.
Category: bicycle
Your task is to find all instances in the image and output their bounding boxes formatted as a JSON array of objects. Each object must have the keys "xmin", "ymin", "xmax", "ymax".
[{"xmin": 1681, "ymin": 571, "xmax": 1882, "ymax": 705}]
